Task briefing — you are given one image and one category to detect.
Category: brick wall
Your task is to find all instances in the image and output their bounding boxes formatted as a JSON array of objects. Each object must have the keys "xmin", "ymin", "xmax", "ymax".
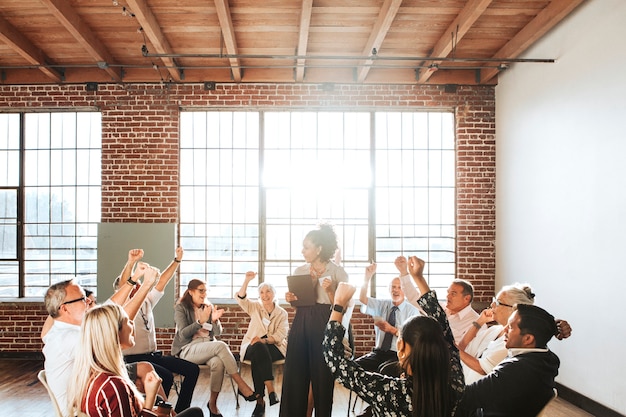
[{"xmin": 0, "ymin": 82, "xmax": 495, "ymax": 355}]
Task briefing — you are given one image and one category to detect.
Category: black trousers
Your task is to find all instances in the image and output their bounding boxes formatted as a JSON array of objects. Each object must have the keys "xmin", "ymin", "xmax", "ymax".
[
  {"xmin": 279, "ymin": 304, "xmax": 333, "ymax": 417},
  {"xmin": 243, "ymin": 342, "xmax": 284, "ymax": 395},
  {"xmin": 124, "ymin": 352, "xmax": 200, "ymax": 413},
  {"xmin": 355, "ymin": 348, "xmax": 402, "ymax": 377}
]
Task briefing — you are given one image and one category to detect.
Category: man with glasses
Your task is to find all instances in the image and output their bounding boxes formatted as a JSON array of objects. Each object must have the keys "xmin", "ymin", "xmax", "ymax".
[
  {"xmin": 116, "ymin": 246, "xmax": 200, "ymax": 414},
  {"xmin": 42, "ymin": 252, "xmax": 161, "ymax": 415}
]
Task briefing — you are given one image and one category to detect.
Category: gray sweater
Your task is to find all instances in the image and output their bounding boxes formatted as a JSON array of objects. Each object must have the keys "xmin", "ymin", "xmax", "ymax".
[{"xmin": 171, "ymin": 302, "xmax": 223, "ymax": 357}]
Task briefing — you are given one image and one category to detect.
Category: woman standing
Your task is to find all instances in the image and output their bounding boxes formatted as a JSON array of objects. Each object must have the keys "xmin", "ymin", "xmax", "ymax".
[
  {"xmin": 67, "ymin": 303, "xmax": 203, "ymax": 417},
  {"xmin": 279, "ymin": 223, "xmax": 348, "ymax": 417},
  {"xmin": 236, "ymin": 272, "xmax": 289, "ymax": 417},
  {"xmin": 171, "ymin": 279, "xmax": 258, "ymax": 417}
]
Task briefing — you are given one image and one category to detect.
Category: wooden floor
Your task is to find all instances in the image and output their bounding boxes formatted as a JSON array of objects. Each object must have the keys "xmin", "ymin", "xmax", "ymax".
[{"xmin": 0, "ymin": 358, "xmax": 595, "ymax": 417}]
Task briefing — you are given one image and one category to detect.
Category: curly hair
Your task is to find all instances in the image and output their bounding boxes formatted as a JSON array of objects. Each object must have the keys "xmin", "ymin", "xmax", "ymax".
[{"xmin": 304, "ymin": 222, "xmax": 339, "ymax": 263}]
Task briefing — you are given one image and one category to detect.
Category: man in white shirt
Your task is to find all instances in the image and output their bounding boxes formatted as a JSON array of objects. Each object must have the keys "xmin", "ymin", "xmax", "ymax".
[
  {"xmin": 42, "ymin": 257, "xmax": 161, "ymax": 415},
  {"xmin": 396, "ymin": 255, "xmax": 479, "ymax": 343},
  {"xmin": 42, "ymin": 280, "xmax": 89, "ymax": 415}
]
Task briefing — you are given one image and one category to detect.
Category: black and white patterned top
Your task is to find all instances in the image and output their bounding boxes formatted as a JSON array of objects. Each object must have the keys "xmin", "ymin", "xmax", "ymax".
[{"xmin": 323, "ymin": 290, "xmax": 464, "ymax": 417}]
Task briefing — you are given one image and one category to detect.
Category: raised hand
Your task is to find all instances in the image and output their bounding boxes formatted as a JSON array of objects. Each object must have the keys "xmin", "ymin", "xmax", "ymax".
[
  {"xmin": 364, "ymin": 263, "xmax": 377, "ymax": 283},
  {"xmin": 394, "ymin": 256, "xmax": 408, "ymax": 275},
  {"xmin": 128, "ymin": 248, "xmax": 144, "ymax": 263},
  {"xmin": 175, "ymin": 246, "xmax": 184, "ymax": 261},
  {"xmin": 143, "ymin": 265, "xmax": 159, "ymax": 287},
  {"xmin": 244, "ymin": 271, "xmax": 257, "ymax": 284},
  {"xmin": 335, "ymin": 282, "xmax": 357, "ymax": 307},
  {"xmin": 555, "ymin": 319, "xmax": 572, "ymax": 340},
  {"xmin": 408, "ymin": 256, "xmax": 425, "ymax": 278},
  {"xmin": 132, "ymin": 262, "xmax": 149, "ymax": 282}
]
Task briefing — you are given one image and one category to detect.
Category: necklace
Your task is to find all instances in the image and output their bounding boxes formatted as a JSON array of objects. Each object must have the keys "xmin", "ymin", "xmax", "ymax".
[
  {"xmin": 310, "ymin": 262, "xmax": 327, "ymax": 279},
  {"xmin": 139, "ymin": 305, "xmax": 150, "ymax": 331}
]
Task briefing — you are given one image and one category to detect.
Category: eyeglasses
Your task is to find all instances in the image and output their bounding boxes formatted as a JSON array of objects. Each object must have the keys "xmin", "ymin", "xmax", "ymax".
[
  {"xmin": 60, "ymin": 296, "xmax": 87, "ymax": 308},
  {"xmin": 196, "ymin": 289, "xmax": 207, "ymax": 293},
  {"xmin": 492, "ymin": 297, "xmax": 514, "ymax": 308}
]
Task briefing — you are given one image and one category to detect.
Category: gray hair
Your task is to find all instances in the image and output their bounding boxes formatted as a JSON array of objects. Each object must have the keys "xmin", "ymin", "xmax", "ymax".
[
  {"xmin": 258, "ymin": 282, "xmax": 277, "ymax": 300},
  {"xmin": 44, "ymin": 280, "xmax": 74, "ymax": 318},
  {"xmin": 499, "ymin": 283, "xmax": 535, "ymax": 306}
]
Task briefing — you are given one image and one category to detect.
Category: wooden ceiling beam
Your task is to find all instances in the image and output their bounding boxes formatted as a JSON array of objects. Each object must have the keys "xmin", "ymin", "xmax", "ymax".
[
  {"xmin": 295, "ymin": 0, "xmax": 313, "ymax": 82},
  {"xmin": 480, "ymin": 0, "xmax": 587, "ymax": 83},
  {"xmin": 40, "ymin": 0, "xmax": 122, "ymax": 82},
  {"xmin": 0, "ymin": 15, "xmax": 63, "ymax": 82},
  {"xmin": 213, "ymin": 0, "xmax": 242, "ymax": 82},
  {"xmin": 416, "ymin": 0, "xmax": 493, "ymax": 84},
  {"xmin": 356, "ymin": 0, "xmax": 403, "ymax": 83},
  {"xmin": 125, "ymin": 0, "xmax": 182, "ymax": 82}
]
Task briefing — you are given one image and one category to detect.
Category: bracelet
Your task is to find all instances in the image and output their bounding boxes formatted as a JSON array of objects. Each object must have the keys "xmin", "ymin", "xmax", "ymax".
[
  {"xmin": 174, "ymin": 258, "xmax": 181, "ymax": 263},
  {"xmin": 127, "ymin": 277, "xmax": 137, "ymax": 286},
  {"xmin": 471, "ymin": 321, "xmax": 481, "ymax": 330}
]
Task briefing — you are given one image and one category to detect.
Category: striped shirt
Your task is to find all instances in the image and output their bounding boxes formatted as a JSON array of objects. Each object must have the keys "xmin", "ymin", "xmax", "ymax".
[{"xmin": 82, "ymin": 372, "xmax": 141, "ymax": 417}]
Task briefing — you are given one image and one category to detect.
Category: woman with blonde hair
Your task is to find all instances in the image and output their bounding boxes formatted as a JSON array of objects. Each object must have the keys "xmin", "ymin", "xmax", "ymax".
[
  {"xmin": 172, "ymin": 279, "xmax": 259, "ymax": 417},
  {"xmin": 67, "ymin": 303, "xmax": 203, "ymax": 417}
]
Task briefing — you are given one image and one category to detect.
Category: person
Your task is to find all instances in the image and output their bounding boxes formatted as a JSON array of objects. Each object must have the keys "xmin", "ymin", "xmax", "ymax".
[
  {"xmin": 322, "ymin": 256, "xmax": 464, "ymax": 417},
  {"xmin": 85, "ymin": 289, "xmax": 97, "ymax": 304},
  {"xmin": 457, "ymin": 283, "xmax": 572, "ymax": 384},
  {"xmin": 66, "ymin": 303, "xmax": 204, "ymax": 417},
  {"xmin": 456, "ymin": 303, "xmax": 562, "ymax": 417},
  {"xmin": 171, "ymin": 279, "xmax": 259, "ymax": 417},
  {"xmin": 280, "ymin": 223, "xmax": 349, "ymax": 417},
  {"xmin": 355, "ymin": 263, "xmax": 421, "ymax": 417},
  {"xmin": 118, "ymin": 246, "xmax": 200, "ymax": 413},
  {"xmin": 236, "ymin": 271, "xmax": 289, "ymax": 417},
  {"xmin": 41, "ymin": 261, "xmax": 164, "ymax": 416},
  {"xmin": 396, "ymin": 255, "xmax": 479, "ymax": 344}
]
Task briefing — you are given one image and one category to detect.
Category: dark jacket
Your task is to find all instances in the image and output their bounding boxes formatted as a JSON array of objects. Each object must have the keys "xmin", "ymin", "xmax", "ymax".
[{"xmin": 456, "ymin": 349, "xmax": 560, "ymax": 417}]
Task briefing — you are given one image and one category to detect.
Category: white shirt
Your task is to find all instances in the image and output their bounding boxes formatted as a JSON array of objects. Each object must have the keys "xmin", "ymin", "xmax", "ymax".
[
  {"xmin": 123, "ymin": 288, "xmax": 163, "ymax": 355},
  {"xmin": 446, "ymin": 303, "xmax": 480, "ymax": 344},
  {"xmin": 399, "ymin": 273, "xmax": 478, "ymax": 343},
  {"xmin": 42, "ymin": 320, "xmax": 80, "ymax": 416},
  {"xmin": 463, "ymin": 325, "xmax": 506, "ymax": 384}
]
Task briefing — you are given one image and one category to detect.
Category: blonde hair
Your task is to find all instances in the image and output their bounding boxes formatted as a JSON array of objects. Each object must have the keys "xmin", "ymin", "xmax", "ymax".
[{"xmin": 66, "ymin": 304, "xmax": 142, "ymax": 414}]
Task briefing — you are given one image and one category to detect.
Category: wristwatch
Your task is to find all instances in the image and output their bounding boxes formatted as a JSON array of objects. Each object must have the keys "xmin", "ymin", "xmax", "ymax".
[{"xmin": 332, "ymin": 304, "xmax": 344, "ymax": 313}]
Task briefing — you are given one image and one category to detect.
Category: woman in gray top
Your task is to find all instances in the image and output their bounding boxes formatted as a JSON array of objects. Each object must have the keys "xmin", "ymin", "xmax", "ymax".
[{"xmin": 172, "ymin": 279, "xmax": 259, "ymax": 417}]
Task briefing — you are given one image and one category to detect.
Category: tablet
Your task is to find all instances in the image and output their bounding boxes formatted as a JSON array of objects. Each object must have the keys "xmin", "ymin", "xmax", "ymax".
[{"xmin": 287, "ymin": 274, "xmax": 317, "ymax": 307}]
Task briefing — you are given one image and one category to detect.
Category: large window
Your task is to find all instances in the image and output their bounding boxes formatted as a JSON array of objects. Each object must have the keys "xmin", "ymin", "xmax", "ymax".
[
  {"xmin": 0, "ymin": 112, "xmax": 101, "ymax": 298},
  {"xmin": 180, "ymin": 110, "xmax": 455, "ymax": 299}
]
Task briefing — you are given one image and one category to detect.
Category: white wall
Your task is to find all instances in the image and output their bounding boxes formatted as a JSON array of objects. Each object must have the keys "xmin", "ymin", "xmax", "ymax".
[{"xmin": 495, "ymin": 0, "xmax": 626, "ymax": 414}]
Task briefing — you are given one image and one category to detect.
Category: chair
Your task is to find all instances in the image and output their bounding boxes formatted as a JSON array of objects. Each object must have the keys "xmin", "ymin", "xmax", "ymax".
[
  {"xmin": 173, "ymin": 364, "xmax": 238, "ymax": 408},
  {"xmin": 537, "ymin": 388, "xmax": 559, "ymax": 417},
  {"xmin": 38, "ymin": 369, "xmax": 64, "ymax": 417},
  {"xmin": 237, "ymin": 354, "xmax": 286, "ymax": 409}
]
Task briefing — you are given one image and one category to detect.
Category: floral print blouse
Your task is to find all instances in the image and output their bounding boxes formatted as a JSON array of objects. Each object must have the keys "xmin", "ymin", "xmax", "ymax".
[{"xmin": 322, "ymin": 290, "xmax": 464, "ymax": 417}]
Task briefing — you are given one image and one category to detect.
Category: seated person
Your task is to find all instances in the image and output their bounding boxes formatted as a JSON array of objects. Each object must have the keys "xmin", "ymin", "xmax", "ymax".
[
  {"xmin": 458, "ymin": 283, "xmax": 571, "ymax": 384},
  {"xmin": 457, "ymin": 303, "xmax": 561, "ymax": 416},
  {"xmin": 117, "ymin": 246, "xmax": 200, "ymax": 413},
  {"xmin": 355, "ymin": 262, "xmax": 421, "ymax": 417},
  {"xmin": 323, "ymin": 256, "xmax": 464, "ymax": 417},
  {"xmin": 171, "ymin": 279, "xmax": 259, "ymax": 417},
  {"xmin": 235, "ymin": 272, "xmax": 289, "ymax": 417},
  {"xmin": 41, "ymin": 260, "xmax": 166, "ymax": 415},
  {"xmin": 66, "ymin": 303, "xmax": 203, "ymax": 417}
]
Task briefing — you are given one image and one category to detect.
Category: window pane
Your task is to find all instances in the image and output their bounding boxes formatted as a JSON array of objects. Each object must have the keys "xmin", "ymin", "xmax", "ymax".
[
  {"xmin": 0, "ymin": 112, "xmax": 101, "ymax": 298},
  {"xmin": 180, "ymin": 110, "xmax": 455, "ymax": 300}
]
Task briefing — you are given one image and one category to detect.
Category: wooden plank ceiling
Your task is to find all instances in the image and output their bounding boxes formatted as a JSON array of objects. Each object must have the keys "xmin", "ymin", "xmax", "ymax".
[{"xmin": 0, "ymin": 0, "xmax": 587, "ymax": 86}]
